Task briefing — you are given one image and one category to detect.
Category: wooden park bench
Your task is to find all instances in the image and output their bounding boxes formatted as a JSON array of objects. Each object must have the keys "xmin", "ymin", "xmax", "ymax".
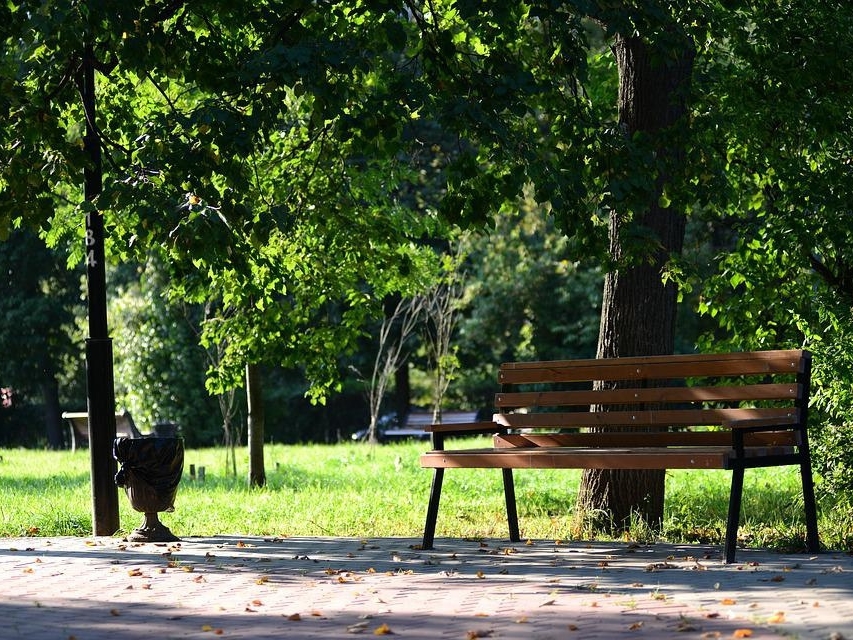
[
  {"xmin": 420, "ymin": 349, "xmax": 820, "ymax": 563},
  {"xmin": 62, "ymin": 410, "xmax": 145, "ymax": 452}
]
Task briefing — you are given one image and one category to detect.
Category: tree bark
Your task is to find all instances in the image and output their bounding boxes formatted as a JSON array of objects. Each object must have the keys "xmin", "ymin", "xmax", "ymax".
[
  {"xmin": 577, "ymin": 33, "xmax": 694, "ymax": 532},
  {"xmin": 246, "ymin": 363, "xmax": 266, "ymax": 488},
  {"xmin": 41, "ymin": 373, "xmax": 64, "ymax": 450},
  {"xmin": 394, "ymin": 362, "xmax": 410, "ymax": 421}
]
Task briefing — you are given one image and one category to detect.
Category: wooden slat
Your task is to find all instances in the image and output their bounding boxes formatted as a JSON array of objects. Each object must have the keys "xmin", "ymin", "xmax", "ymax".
[
  {"xmin": 500, "ymin": 349, "xmax": 805, "ymax": 371},
  {"xmin": 498, "ymin": 350, "xmax": 806, "ymax": 385},
  {"xmin": 421, "ymin": 447, "xmax": 730, "ymax": 470},
  {"xmin": 493, "ymin": 430, "xmax": 798, "ymax": 449},
  {"xmin": 494, "ymin": 383, "xmax": 802, "ymax": 409},
  {"xmin": 493, "ymin": 407, "xmax": 798, "ymax": 429},
  {"xmin": 420, "ymin": 445, "xmax": 797, "ymax": 471}
]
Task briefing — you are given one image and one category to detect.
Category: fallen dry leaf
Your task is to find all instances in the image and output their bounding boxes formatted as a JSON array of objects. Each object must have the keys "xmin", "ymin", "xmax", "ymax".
[
  {"xmin": 767, "ymin": 611, "xmax": 786, "ymax": 624},
  {"xmin": 110, "ymin": 609, "xmax": 120, "ymax": 617},
  {"xmin": 347, "ymin": 621, "xmax": 369, "ymax": 633},
  {"xmin": 720, "ymin": 598, "xmax": 737, "ymax": 605},
  {"xmin": 732, "ymin": 629, "xmax": 753, "ymax": 638},
  {"xmin": 476, "ymin": 571, "xmax": 486, "ymax": 579},
  {"xmin": 286, "ymin": 613, "xmax": 301, "ymax": 621},
  {"xmin": 466, "ymin": 630, "xmax": 493, "ymax": 639},
  {"xmin": 373, "ymin": 623, "xmax": 393, "ymax": 635}
]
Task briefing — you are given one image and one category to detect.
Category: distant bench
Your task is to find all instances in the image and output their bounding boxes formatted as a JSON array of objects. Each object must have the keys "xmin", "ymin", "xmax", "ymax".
[
  {"xmin": 62, "ymin": 410, "xmax": 144, "ymax": 452},
  {"xmin": 385, "ymin": 411, "xmax": 479, "ymax": 441},
  {"xmin": 419, "ymin": 350, "xmax": 820, "ymax": 563},
  {"xmin": 353, "ymin": 410, "xmax": 479, "ymax": 442}
]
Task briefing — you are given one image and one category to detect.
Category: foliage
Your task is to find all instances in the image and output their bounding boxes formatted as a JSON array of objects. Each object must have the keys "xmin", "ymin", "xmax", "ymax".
[
  {"xmin": 456, "ymin": 200, "xmax": 603, "ymax": 369},
  {"xmin": 0, "ymin": 229, "xmax": 80, "ymax": 445},
  {"xmin": 0, "ymin": 230, "xmax": 78, "ymax": 389},
  {"xmin": 3, "ymin": 1, "xmax": 853, "ymax": 511},
  {"xmin": 690, "ymin": 1, "xmax": 853, "ymax": 499},
  {"xmin": 108, "ymin": 257, "xmax": 223, "ymax": 447}
]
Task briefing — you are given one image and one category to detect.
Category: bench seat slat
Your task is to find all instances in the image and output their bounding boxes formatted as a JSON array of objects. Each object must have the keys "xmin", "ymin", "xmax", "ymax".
[
  {"xmin": 495, "ymin": 383, "xmax": 802, "ymax": 409},
  {"xmin": 421, "ymin": 446, "xmax": 796, "ymax": 471}
]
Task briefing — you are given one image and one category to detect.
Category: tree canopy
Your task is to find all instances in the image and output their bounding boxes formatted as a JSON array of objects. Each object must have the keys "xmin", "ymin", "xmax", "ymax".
[{"xmin": 4, "ymin": 1, "xmax": 853, "ymax": 501}]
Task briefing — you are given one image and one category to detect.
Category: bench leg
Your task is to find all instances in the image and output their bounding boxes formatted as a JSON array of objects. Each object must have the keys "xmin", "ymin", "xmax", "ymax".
[
  {"xmin": 422, "ymin": 468, "xmax": 444, "ymax": 550},
  {"xmin": 724, "ymin": 467, "xmax": 745, "ymax": 563},
  {"xmin": 800, "ymin": 459, "xmax": 820, "ymax": 553},
  {"xmin": 502, "ymin": 468, "xmax": 520, "ymax": 542}
]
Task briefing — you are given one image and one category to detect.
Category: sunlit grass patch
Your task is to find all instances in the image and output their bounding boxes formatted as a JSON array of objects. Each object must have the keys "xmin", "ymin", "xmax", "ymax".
[{"xmin": 0, "ymin": 443, "xmax": 845, "ymax": 553}]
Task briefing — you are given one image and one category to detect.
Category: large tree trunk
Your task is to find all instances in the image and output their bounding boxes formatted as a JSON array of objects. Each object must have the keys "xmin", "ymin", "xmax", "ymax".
[
  {"xmin": 577, "ymin": 33, "xmax": 694, "ymax": 533},
  {"xmin": 246, "ymin": 363, "xmax": 266, "ymax": 488}
]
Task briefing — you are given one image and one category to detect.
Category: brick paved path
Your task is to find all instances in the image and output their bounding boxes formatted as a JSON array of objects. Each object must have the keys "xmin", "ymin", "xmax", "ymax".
[{"xmin": 2, "ymin": 536, "xmax": 851, "ymax": 639}]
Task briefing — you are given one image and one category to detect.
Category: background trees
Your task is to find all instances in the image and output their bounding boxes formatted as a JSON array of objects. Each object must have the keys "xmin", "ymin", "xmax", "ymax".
[
  {"xmin": 3, "ymin": 1, "xmax": 853, "ymax": 526},
  {"xmin": 0, "ymin": 230, "xmax": 80, "ymax": 448}
]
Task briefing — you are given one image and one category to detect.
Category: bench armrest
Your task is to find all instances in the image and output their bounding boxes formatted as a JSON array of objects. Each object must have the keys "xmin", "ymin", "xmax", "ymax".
[
  {"xmin": 723, "ymin": 415, "xmax": 799, "ymax": 431},
  {"xmin": 424, "ymin": 421, "xmax": 505, "ymax": 436}
]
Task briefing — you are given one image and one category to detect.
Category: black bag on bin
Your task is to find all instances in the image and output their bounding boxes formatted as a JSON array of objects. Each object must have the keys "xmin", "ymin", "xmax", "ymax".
[{"xmin": 114, "ymin": 437, "xmax": 184, "ymax": 514}]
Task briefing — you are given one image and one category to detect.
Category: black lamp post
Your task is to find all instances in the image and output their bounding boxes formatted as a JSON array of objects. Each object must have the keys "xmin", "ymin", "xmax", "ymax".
[{"xmin": 81, "ymin": 42, "xmax": 120, "ymax": 536}]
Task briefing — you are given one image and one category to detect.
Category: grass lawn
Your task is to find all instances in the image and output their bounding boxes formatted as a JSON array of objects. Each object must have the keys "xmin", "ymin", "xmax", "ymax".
[{"xmin": 0, "ymin": 441, "xmax": 848, "ymax": 553}]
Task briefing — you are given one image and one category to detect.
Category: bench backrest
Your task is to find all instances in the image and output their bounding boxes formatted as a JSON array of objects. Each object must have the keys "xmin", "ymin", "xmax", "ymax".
[{"xmin": 493, "ymin": 350, "xmax": 811, "ymax": 447}]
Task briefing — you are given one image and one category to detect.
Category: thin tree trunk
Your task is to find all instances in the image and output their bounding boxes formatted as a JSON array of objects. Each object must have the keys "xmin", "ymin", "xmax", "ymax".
[
  {"xmin": 41, "ymin": 374, "xmax": 64, "ymax": 450},
  {"xmin": 577, "ymin": 32, "xmax": 694, "ymax": 532},
  {"xmin": 246, "ymin": 363, "xmax": 266, "ymax": 488},
  {"xmin": 394, "ymin": 363, "xmax": 410, "ymax": 422}
]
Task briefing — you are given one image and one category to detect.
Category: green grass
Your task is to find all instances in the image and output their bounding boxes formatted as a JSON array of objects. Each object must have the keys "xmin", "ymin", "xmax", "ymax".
[{"xmin": 1, "ymin": 442, "xmax": 850, "ymax": 553}]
